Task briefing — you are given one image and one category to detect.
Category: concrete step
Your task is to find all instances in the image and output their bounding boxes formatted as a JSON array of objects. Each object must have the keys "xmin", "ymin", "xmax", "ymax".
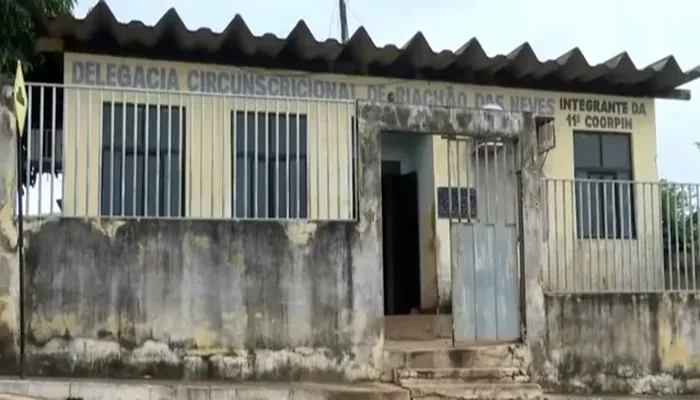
[
  {"xmin": 382, "ymin": 341, "xmax": 531, "ymax": 381},
  {"xmin": 384, "ymin": 315, "xmax": 452, "ymax": 340},
  {"xmin": 402, "ymin": 382, "xmax": 543, "ymax": 400},
  {"xmin": 394, "ymin": 367, "xmax": 530, "ymax": 386}
]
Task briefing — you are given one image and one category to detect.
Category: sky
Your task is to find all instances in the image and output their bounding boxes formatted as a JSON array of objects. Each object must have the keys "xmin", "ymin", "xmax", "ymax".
[{"xmin": 23, "ymin": 0, "xmax": 700, "ymax": 214}]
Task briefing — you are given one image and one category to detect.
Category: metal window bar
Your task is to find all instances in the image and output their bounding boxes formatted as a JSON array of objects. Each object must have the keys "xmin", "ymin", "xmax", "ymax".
[
  {"xmin": 542, "ymin": 178, "xmax": 700, "ymax": 293},
  {"xmin": 16, "ymin": 85, "xmax": 66, "ymax": 217},
  {"xmin": 229, "ymin": 99, "xmax": 354, "ymax": 221},
  {"xmin": 19, "ymin": 83, "xmax": 357, "ymax": 222}
]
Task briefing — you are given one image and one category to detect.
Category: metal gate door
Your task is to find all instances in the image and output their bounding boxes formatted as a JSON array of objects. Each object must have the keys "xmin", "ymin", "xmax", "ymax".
[{"xmin": 447, "ymin": 136, "xmax": 520, "ymax": 343}]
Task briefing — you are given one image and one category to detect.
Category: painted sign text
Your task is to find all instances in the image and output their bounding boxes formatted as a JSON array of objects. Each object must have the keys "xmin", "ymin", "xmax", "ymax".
[
  {"xmin": 560, "ymin": 97, "xmax": 647, "ymax": 131},
  {"xmin": 70, "ymin": 59, "xmax": 650, "ymax": 122},
  {"xmin": 71, "ymin": 61, "xmax": 358, "ymax": 100},
  {"xmin": 367, "ymin": 84, "xmax": 556, "ymax": 116}
]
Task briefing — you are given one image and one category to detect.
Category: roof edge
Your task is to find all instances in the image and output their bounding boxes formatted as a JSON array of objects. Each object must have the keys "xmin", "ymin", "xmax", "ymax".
[{"xmin": 34, "ymin": 2, "xmax": 700, "ymax": 100}]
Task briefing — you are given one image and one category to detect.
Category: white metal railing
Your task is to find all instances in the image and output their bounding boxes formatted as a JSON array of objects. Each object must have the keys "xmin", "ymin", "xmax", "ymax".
[
  {"xmin": 542, "ymin": 178, "xmax": 700, "ymax": 293},
  {"xmin": 17, "ymin": 83, "xmax": 358, "ymax": 221}
]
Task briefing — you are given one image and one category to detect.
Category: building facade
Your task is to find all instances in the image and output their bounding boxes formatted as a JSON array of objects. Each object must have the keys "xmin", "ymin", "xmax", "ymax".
[
  {"xmin": 1, "ymin": 1, "xmax": 700, "ymax": 394},
  {"xmin": 40, "ymin": 51, "xmax": 663, "ymax": 308}
]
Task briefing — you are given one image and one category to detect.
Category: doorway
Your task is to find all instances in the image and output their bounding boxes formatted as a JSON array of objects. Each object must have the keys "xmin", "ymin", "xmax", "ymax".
[{"xmin": 381, "ymin": 161, "xmax": 421, "ymax": 315}]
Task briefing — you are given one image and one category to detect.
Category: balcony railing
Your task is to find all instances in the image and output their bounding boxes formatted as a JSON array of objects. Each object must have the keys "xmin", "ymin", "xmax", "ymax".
[
  {"xmin": 18, "ymin": 83, "xmax": 358, "ymax": 221},
  {"xmin": 542, "ymin": 178, "xmax": 700, "ymax": 293}
]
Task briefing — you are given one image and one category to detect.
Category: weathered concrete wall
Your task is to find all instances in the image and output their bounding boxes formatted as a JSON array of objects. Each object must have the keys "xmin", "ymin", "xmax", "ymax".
[
  {"xmin": 0, "ymin": 97, "xmax": 382, "ymax": 382},
  {"xmin": 538, "ymin": 293, "xmax": 700, "ymax": 395},
  {"xmin": 3, "ymin": 99, "xmax": 543, "ymax": 383},
  {"xmin": 20, "ymin": 218, "xmax": 382, "ymax": 381},
  {"xmin": 0, "ymin": 80, "xmax": 20, "ymax": 374}
]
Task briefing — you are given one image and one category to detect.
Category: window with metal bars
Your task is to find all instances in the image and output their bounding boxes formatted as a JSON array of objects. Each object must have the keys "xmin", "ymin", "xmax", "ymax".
[
  {"xmin": 100, "ymin": 103, "xmax": 186, "ymax": 217},
  {"xmin": 231, "ymin": 111, "xmax": 308, "ymax": 219},
  {"xmin": 573, "ymin": 131, "xmax": 636, "ymax": 239}
]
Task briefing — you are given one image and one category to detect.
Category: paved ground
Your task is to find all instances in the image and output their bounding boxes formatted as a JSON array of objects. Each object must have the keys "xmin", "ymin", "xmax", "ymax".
[
  {"xmin": 0, "ymin": 377, "xmax": 409, "ymax": 400},
  {"xmin": 4, "ymin": 378, "xmax": 700, "ymax": 399},
  {"xmin": 546, "ymin": 397, "xmax": 700, "ymax": 399}
]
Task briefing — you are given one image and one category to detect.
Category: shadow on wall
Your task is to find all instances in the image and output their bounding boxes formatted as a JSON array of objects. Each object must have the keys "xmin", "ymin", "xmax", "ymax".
[
  {"xmin": 540, "ymin": 292, "xmax": 700, "ymax": 395},
  {"xmin": 15, "ymin": 218, "xmax": 382, "ymax": 382}
]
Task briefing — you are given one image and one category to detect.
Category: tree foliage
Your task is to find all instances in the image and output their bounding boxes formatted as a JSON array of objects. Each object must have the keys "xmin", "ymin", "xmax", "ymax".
[
  {"xmin": 660, "ymin": 179, "xmax": 700, "ymax": 254},
  {"xmin": 661, "ymin": 143, "xmax": 700, "ymax": 254},
  {"xmin": 1, "ymin": 0, "xmax": 76, "ymax": 193},
  {"xmin": 0, "ymin": 0, "xmax": 76, "ymax": 74}
]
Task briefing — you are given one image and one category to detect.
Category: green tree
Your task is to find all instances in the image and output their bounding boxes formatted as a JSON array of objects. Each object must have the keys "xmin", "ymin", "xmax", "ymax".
[
  {"xmin": 663, "ymin": 142, "xmax": 700, "ymax": 254},
  {"xmin": 661, "ymin": 179, "xmax": 699, "ymax": 253},
  {"xmin": 0, "ymin": 0, "xmax": 77, "ymax": 73},
  {"xmin": 1, "ymin": 0, "xmax": 76, "ymax": 194}
]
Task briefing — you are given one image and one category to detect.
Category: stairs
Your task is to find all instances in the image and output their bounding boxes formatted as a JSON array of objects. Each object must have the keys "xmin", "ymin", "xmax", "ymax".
[
  {"xmin": 383, "ymin": 341, "xmax": 544, "ymax": 399},
  {"xmin": 394, "ymin": 367, "xmax": 542, "ymax": 399}
]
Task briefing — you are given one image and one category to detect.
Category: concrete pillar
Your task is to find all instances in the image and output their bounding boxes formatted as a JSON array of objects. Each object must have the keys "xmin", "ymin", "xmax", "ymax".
[
  {"xmin": 0, "ymin": 79, "xmax": 20, "ymax": 374},
  {"xmin": 519, "ymin": 113, "xmax": 547, "ymax": 378}
]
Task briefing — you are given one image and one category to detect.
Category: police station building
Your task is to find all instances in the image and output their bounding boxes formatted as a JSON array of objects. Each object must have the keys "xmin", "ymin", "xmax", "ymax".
[{"xmin": 5, "ymin": 1, "xmax": 699, "ymax": 389}]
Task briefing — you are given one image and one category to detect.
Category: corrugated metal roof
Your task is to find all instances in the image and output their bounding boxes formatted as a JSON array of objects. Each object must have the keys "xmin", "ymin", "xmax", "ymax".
[{"xmin": 36, "ymin": 1, "xmax": 700, "ymax": 99}]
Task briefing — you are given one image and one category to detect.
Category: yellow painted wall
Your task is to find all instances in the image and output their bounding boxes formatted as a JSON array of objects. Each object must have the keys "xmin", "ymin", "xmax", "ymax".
[
  {"xmin": 60, "ymin": 52, "xmax": 659, "ymax": 299},
  {"xmin": 61, "ymin": 55, "xmax": 356, "ymax": 220},
  {"xmin": 538, "ymin": 98, "xmax": 661, "ymax": 293},
  {"xmin": 541, "ymin": 178, "xmax": 663, "ymax": 292}
]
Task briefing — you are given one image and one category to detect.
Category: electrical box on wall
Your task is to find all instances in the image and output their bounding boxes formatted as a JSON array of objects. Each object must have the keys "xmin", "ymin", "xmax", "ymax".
[{"xmin": 536, "ymin": 116, "xmax": 556, "ymax": 154}]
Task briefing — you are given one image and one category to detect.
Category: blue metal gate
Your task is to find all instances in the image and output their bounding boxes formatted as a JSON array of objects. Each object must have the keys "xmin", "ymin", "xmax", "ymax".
[{"xmin": 447, "ymin": 137, "xmax": 521, "ymax": 343}]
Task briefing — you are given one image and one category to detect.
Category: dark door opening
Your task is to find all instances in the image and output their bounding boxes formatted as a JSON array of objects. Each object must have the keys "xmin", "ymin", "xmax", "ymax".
[{"xmin": 382, "ymin": 161, "xmax": 421, "ymax": 315}]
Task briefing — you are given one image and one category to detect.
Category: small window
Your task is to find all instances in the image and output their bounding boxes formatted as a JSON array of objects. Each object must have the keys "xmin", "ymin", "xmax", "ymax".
[
  {"xmin": 573, "ymin": 131, "xmax": 635, "ymax": 239},
  {"xmin": 100, "ymin": 103, "xmax": 186, "ymax": 217},
  {"xmin": 231, "ymin": 111, "xmax": 308, "ymax": 219}
]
